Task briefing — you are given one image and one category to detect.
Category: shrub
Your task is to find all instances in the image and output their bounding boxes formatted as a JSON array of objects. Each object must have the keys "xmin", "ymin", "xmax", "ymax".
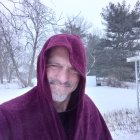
[
  {"xmin": 103, "ymin": 109, "xmax": 140, "ymax": 133},
  {"xmin": 106, "ymin": 77, "xmax": 128, "ymax": 88}
]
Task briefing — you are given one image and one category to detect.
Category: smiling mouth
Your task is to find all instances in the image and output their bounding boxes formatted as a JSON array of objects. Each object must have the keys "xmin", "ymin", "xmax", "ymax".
[
  {"xmin": 50, "ymin": 83, "xmax": 71, "ymax": 87},
  {"xmin": 51, "ymin": 84, "xmax": 71, "ymax": 88}
]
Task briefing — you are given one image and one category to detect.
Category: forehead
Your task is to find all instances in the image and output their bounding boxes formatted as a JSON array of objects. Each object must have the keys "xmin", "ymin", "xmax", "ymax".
[
  {"xmin": 48, "ymin": 46, "xmax": 69, "ymax": 58},
  {"xmin": 47, "ymin": 46, "xmax": 73, "ymax": 67}
]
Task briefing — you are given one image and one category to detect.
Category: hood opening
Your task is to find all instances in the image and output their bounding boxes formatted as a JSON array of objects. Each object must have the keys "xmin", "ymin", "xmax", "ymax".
[{"xmin": 37, "ymin": 34, "xmax": 86, "ymax": 111}]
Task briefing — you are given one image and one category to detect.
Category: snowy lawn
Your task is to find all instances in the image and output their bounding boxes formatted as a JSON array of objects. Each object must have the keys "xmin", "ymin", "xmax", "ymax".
[
  {"xmin": 0, "ymin": 83, "xmax": 140, "ymax": 140},
  {"xmin": 86, "ymin": 86, "xmax": 137, "ymax": 113}
]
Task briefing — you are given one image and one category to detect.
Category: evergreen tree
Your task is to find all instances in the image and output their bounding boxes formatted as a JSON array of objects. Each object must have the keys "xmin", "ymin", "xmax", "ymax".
[{"xmin": 100, "ymin": 1, "xmax": 139, "ymax": 81}]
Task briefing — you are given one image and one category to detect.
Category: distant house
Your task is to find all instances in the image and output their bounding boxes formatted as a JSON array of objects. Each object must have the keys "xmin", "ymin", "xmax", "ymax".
[{"xmin": 86, "ymin": 76, "xmax": 96, "ymax": 87}]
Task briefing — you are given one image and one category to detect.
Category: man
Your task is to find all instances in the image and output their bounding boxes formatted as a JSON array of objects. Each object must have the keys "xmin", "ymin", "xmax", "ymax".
[{"xmin": 0, "ymin": 34, "xmax": 112, "ymax": 140}]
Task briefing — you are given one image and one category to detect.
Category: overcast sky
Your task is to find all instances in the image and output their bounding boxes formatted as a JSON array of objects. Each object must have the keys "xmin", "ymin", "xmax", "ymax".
[
  {"xmin": 42, "ymin": 0, "xmax": 138, "ymax": 31},
  {"xmin": 0, "ymin": 0, "xmax": 138, "ymax": 32}
]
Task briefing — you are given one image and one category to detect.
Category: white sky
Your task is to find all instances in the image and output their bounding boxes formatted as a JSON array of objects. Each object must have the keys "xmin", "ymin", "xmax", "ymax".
[
  {"xmin": 42, "ymin": 0, "xmax": 138, "ymax": 31},
  {"xmin": 0, "ymin": 0, "xmax": 138, "ymax": 32}
]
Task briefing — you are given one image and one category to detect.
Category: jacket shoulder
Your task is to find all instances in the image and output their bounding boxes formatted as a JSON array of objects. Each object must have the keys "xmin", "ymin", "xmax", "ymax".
[
  {"xmin": 83, "ymin": 94, "xmax": 113, "ymax": 140},
  {"xmin": 83, "ymin": 94, "xmax": 98, "ymax": 111},
  {"xmin": 0, "ymin": 87, "xmax": 38, "ymax": 112},
  {"xmin": 0, "ymin": 106, "xmax": 11, "ymax": 140}
]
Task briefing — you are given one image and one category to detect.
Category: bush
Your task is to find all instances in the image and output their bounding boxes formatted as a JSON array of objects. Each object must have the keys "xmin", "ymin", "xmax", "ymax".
[
  {"xmin": 106, "ymin": 77, "xmax": 128, "ymax": 88},
  {"xmin": 103, "ymin": 109, "xmax": 140, "ymax": 133}
]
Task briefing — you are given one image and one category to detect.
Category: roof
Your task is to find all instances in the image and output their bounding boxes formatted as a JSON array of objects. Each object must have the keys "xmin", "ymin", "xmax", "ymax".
[{"xmin": 127, "ymin": 56, "xmax": 140, "ymax": 62}]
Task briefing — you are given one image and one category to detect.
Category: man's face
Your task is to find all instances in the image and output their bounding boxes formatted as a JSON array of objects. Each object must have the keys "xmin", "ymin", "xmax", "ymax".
[{"xmin": 46, "ymin": 47, "xmax": 80, "ymax": 103}]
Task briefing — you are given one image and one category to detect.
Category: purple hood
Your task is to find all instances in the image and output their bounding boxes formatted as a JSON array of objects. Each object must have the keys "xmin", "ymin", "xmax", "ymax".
[
  {"xmin": 0, "ymin": 34, "xmax": 112, "ymax": 140},
  {"xmin": 37, "ymin": 34, "xmax": 86, "ymax": 107}
]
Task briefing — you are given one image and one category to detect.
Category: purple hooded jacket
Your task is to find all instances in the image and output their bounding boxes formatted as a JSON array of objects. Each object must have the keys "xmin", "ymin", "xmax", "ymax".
[{"xmin": 0, "ymin": 34, "xmax": 112, "ymax": 140}]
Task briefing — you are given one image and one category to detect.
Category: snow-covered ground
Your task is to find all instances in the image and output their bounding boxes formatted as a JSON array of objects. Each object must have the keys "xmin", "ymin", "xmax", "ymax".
[
  {"xmin": 86, "ymin": 86, "xmax": 137, "ymax": 113},
  {"xmin": 0, "ymin": 82, "xmax": 140, "ymax": 140}
]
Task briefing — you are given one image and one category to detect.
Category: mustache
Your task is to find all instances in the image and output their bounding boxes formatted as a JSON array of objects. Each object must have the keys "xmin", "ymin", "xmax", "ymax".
[{"xmin": 48, "ymin": 79, "xmax": 72, "ymax": 87}]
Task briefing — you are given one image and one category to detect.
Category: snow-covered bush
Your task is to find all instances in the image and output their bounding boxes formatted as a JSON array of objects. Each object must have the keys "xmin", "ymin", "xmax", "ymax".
[
  {"xmin": 106, "ymin": 77, "xmax": 128, "ymax": 88},
  {"xmin": 103, "ymin": 109, "xmax": 140, "ymax": 133}
]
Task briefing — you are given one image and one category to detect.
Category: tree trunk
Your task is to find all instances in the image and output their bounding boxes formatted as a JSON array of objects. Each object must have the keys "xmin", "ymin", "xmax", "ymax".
[
  {"xmin": 0, "ymin": 64, "xmax": 4, "ymax": 84},
  {"xmin": 1, "ymin": 26, "xmax": 27, "ymax": 87},
  {"xmin": 27, "ymin": 37, "xmax": 37, "ymax": 87}
]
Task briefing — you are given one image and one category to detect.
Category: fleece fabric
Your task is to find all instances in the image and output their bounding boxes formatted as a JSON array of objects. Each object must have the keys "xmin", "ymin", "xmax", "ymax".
[{"xmin": 0, "ymin": 34, "xmax": 112, "ymax": 140}]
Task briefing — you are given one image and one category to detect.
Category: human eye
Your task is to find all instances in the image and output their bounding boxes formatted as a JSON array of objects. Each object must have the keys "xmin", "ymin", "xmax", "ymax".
[{"xmin": 47, "ymin": 63, "xmax": 61, "ymax": 69}]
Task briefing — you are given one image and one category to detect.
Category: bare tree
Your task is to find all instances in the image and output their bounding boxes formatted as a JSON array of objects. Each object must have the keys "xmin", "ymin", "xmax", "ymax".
[
  {"xmin": 60, "ymin": 16, "xmax": 92, "ymax": 44},
  {"xmin": 0, "ymin": 0, "xmax": 58, "ymax": 87},
  {"xmin": 19, "ymin": 0, "xmax": 57, "ymax": 86},
  {"xmin": 0, "ymin": 37, "xmax": 4, "ymax": 84},
  {"xmin": 0, "ymin": 26, "xmax": 16, "ymax": 84},
  {"xmin": 60, "ymin": 16, "xmax": 100, "ymax": 75},
  {"xmin": 0, "ymin": 16, "xmax": 28, "ymax": 86},
  {"xmin": 86, "ymin": 34, "xmax": 101, "ymax": 75}
]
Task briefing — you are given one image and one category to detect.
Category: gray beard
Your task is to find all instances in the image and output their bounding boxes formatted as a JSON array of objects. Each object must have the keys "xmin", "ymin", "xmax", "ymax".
[{"xmin": 52, "ymin": 93, "xmax": 68, "ymax": 102}]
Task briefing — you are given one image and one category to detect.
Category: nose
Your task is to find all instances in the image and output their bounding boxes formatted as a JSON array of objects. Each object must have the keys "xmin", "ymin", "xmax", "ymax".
[{"xmin": 57, "ymin": 69, "xmax": 69, "ymax": 84}]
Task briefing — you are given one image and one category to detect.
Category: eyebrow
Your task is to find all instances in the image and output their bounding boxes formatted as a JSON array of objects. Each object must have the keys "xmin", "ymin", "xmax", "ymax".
[
  {"xmin": 47, "ymin": 61, "xmax": 75, "ymax": 69},
  {"xmin": 47, "ymin": 59, "xmax": 62, "ymax": 65}
]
